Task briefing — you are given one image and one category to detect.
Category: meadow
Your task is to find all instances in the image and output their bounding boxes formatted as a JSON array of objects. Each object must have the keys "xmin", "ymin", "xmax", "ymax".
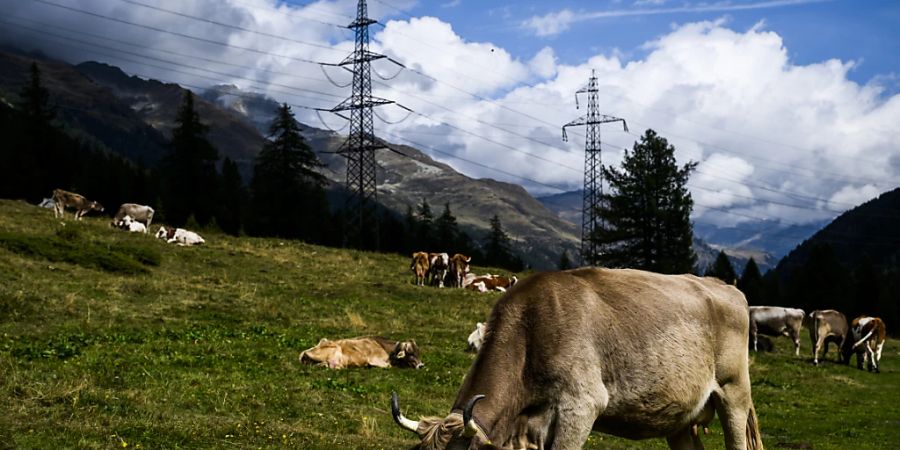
[{"xmin": 0, "ymin": 199, "xmax": 897, "ymax": 449}]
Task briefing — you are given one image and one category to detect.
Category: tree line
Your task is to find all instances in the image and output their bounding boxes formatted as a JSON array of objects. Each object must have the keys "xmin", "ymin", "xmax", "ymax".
[{"xmin": 0, "ymin": 62, "xmax": 527, "ymax": 271}]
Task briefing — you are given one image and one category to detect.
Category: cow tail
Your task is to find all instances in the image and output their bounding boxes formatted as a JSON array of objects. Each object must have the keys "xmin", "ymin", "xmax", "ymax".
[{"xmin": 745, "ymin": 401, "xmax": 764, "ymax": 450}]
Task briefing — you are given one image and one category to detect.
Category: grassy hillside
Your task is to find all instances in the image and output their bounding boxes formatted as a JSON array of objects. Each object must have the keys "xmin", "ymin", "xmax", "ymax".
[{"xmin": 0, "ymin": 199, "xmax": 897, "ymax": 449}]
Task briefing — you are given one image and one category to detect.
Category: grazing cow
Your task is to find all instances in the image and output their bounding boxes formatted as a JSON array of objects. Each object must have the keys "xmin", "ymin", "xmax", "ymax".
[
  {"xmin": 392, "ymin": 268, "xmax": 763, "ymax": 450},
  {"xmin": 848, "ymin": 316, "xmax": 887, "ymax": 373},
  {"xmin": 51, "ymin": 188, "xmax": 104, "ymax": 220},
  {"xmin": 116, "ymin": 215, "xmax": 147, "ymax": 233},
  {"xmin": 749, "ymin": 306, "xmax": 805, "ymax": 356},
  {"xmin": 38, "ymin": 197, "xmax": 55, "ymax": 209},
  {"xmin": 112, "ymin": 203, "xmax": 154, "ymax": 228},
  {"xmin": 465, "ymin": 274, "xmax": 518, "ymax": 293},
  {"xmin": 448, "ymin": 253, "xmax": 472, "ymax": 288},
  {"xmin": 155, "ymin": 226, "xmax": 205, "ymax": 246},
  {"xmin": 428, "ymin": 253, "xmax": 450, "ymax": 288},
  {"xmin": 467, "ymin": 322, "xmax": 486, "ymax": 352},
  {"xmin": 808, "ymin": 310, "xmax": 849, "ymax": 366},
  {"xmin": 411, "ymin": 252, "xmax": 431, "ymax": 286},
  {"xmin": 300, "ymin": 336, "xmax": 423, "ymax": 370}
]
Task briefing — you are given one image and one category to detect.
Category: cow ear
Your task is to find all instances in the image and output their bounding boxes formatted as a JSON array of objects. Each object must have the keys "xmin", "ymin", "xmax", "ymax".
[{"xmin": 396, "ymin": 350, "xmax": 406, "ymax": 359}]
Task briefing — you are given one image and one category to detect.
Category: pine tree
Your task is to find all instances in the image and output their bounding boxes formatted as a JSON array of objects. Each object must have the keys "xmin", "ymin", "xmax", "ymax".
[
  {"xmin": 738, "ymin": 257, "xmax": 764, "ymax": 306},
  {"xmin": 415, "ymin": 198, "xmax": 434, "ymax": 249},
  {"xmin": 787, "ymin": 243, "xmax": 852, "ymax": 313},
  {"xmin": 483, "ymin": 215, "xmax": 523, "ymax": 270},
  {"xmin": 159, "ymin": 91, "xmax": 220, "ymax": 226},
  {"xmin": 435, "ymin": 202, "xmax": 461, "ymax": 250},
  {"xmin": 594, "ymin": 129, "xmax": 697, "ymax": 274},
  {"xmin": 218, "ymin": 157, "xmax": 246, "ymax": 235},
  {"xmin": 559, "ymin": 250, "xmax": 573, "ymax": 270},
  {"xmin": 249, "ymin": 103, "xmax": 327, "ymax": 240},
  {"xmin": 706, "ymin": 251, "xmax": 738, "ymax": 285}
]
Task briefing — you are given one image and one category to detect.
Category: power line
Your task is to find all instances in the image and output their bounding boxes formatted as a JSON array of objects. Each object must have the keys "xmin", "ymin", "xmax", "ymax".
[{"xmin": 118, "ymin": 0, "xmax": 345, "ymax": 53}]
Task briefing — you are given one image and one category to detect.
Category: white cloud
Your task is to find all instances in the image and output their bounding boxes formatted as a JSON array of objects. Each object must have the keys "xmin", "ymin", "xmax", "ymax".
[
  {"xmin": 1, "ymin": 3, "xmax": 897, "ymax": 227},
  {"xmin": 521, "ymin": 9, "xmax": 575, "ymax": 37}
]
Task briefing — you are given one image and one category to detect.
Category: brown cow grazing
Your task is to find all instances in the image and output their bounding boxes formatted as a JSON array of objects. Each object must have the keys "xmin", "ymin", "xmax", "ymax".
[
  {"xmin": 808, "ymin": 310, "xmax": 849, "ymax": 366},
  {"xmin": 448, "ymin": 253, "xmax": 472, "ymax": 288},
  {"xmin": 749, "ymin": 306, "xmax": 804, "ymax": 356},
  {"xmin": 848, "ymin": 316, "xmax": 887, "ymax": 373},
  {"xmin": 52, "ymin": 189, "xmax": 104, "ymax": 220},
  {"xmin": 300, "ymin": 336, "xmax": 423, "ymax": 370},
  {"xmin": 411, "ymin": 252, "xmax": 431, "ymax": 286},
  {"xmin": 392, "ymin": 268, "xmax": 763, "ymax": 450}
]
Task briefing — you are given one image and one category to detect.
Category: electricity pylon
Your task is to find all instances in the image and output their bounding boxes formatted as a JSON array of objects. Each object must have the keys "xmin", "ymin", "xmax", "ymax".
[
  {"xmin": 562, "ymin": 69, "xmax": 627, "ymax": 266},
  {"xmin": 322, "ymin": 0, "xmax": 395, "ymax": 249}
]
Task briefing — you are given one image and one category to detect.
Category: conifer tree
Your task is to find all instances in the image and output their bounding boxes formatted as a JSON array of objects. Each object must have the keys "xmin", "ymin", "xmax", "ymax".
[
  {"xmin": 250, "ymin": 103, "xmax": 327, "ymax": 240},
  {"xmin": 218, "ymin": 157, "xmax": 246, "ymax": 235},
  {"xmin": 594, "ymin": 129, "xmax": 697, "ymax": 273},
  {"xmin": 705, "ymin": 250, "xmax": 737, "ymax": 285},
  {"xmin": 559, "ymin": 250, "xmax": 573, "ymax": 270},
  {"xmin": 159, "ymin": 91, "xmax": 220, "ymax": 226},
  {"xmin": 483, "ymin": 215, "xmax": 523, "ymax": 270},
  {"xmin": 415, "ymin": 198, "xmax": 434, "ymax": 249},
  {"xmin": 435, "ymin": 202, "xmax": 461, "ymax": 250},
  {"xmin": 738, "ymin": 257, "xmax": 764, "ymax": 306}
]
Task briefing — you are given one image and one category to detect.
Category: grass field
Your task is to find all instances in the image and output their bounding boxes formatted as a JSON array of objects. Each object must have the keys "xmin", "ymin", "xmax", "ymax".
[{"xmin": 0, "ymin": 199, "xmax": 897, "ymax": 449}]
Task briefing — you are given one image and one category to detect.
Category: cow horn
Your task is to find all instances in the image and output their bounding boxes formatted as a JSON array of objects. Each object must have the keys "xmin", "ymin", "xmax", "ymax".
[
  {"xmin": 462, "ymin": 394, "xmax": 486, "ymax": 438},
  {"xmin": 391, "ymin": 392, "xmax": 420, "ymax": 433}
]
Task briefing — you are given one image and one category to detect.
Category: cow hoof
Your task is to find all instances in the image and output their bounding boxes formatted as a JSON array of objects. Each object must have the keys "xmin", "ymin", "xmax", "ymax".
[{"xmin": 813, "ymin": 360, "xmax": 818, "ymax": 366}]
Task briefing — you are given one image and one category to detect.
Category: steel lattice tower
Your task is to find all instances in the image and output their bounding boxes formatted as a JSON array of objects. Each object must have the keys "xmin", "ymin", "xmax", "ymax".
[
  {"xmin": 326, "ymin": 0, "xmax": 393, "ymax": 249},
  {"xmin": 562, "ymin": 70, "xmax": 627, "ymax": 266}
]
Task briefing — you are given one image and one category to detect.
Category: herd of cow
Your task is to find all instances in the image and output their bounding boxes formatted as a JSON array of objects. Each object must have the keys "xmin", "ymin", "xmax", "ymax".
[
  {"xmin": 749, "ymin": 305, "xmax": 887, "ymax": 372},
  {"xmin": 48, "ymin": 188, "xmax": 205, "ymax": 246},
  {"xmin": 409, "ymin": 251, "xmax": 518, "ymax": 293}
]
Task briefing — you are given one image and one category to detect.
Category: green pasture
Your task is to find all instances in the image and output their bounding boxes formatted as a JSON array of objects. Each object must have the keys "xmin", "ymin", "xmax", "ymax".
[{"xmin": 0, "ymin": 199, "xmax": 896, "ymax": 449}]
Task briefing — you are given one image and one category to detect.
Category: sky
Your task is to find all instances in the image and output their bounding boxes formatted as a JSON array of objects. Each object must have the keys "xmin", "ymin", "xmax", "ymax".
[{"xmin": 1, "ymin": 0, "xmax": 898, "ymax": 228}]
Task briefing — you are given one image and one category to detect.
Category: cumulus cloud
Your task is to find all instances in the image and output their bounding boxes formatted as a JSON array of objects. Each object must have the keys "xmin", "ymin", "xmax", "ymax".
[{"xmin": 0, "ymin": 2, "xmax": 897, "ymax": 228}]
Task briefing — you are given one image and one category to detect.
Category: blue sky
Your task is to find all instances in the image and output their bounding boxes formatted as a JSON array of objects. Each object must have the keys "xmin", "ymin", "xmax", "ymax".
[
  {"xmin": 377, "ymin": 0, "xmax": 900, "ymax": 94},
  {"xmin": 1, "ymin": 0, "xmax": 898, "ymax": 226}
]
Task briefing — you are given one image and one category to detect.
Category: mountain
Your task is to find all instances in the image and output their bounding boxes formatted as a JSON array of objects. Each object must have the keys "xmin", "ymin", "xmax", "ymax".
[
  {"xmin": 774, "ymin": 187, "xmax": 900, "ymax": 277},
  {"xmin": 538, "ymin": 189, "xmax": 790, "ymax": 272},
  {"xmin": 0, "ymin": 51, "xmax": 577, "ymax": 269}
]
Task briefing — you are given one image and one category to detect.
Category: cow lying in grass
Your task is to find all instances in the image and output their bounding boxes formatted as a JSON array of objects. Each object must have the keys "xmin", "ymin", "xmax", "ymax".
[
  {"xmin": 467, "ymin": 322, "xmax": 486, "ymax": 352},
  {"xmin": 155, "ymin": 226, "xmax": 205, "ymax": 246},
  {"xmin": 115, "ymin": 215, "xmax": 147, "ymax": 233},
  {"xmin": 465, "ymin": 274, "xmax": 518, "ymax": 293},
  {"xmin": 300, "ymin": 337, "xmax": 423, "ymax": 369}
]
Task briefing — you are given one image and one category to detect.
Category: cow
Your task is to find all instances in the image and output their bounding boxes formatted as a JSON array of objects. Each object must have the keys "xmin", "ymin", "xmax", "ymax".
[
  {"xmin": 155, "ymin": 226, "xmax": 205, "ymax": 246},
  {"xmin": 848, "ymin": 316, "xmax": 887, "ymax": 373},
  {"xmin": 808, "ymin": 310, "xmax": 849, "ymax": 366},
  {"xmin": 749, "ymin": 306, "xmax": 804, "ymax": 356},
  {"xmin": 428, "ymin": 253, "xmax": 450, "ymax": 288},
  {"xmin": 465, "ymin": 275, "xmax": 518, "ymax": 293},
  {"xmin": 467, "ymin": 322, "xmax": 486, "ymax": 353},
  {"xmin": 112, "ymin": 203, "xmax": 154, "ymax": 228},
  {"xmin": 38, "ymin": 197, "xmax": 55, "ymax": 209},
  {"xmin": 448, "ymin": 253, "xmax": 472, "ymax": 288},
  {"xmin": 116, "ymin": 215, "xmax": 147, "ymax": 234},
  {"xmin": 391, "ymin": 268, "xmax": 763, "ymax": 450},
  {"xmin": 411, "ymin": 252, "xmax": 431, "ymax": 286},
  {"xmin": 51, "ymin": 188, "xmax": 104, "ymax": 220},
  {"xmin": 300, "ymin": 336, "xmax": 423, "ymax": 370}
]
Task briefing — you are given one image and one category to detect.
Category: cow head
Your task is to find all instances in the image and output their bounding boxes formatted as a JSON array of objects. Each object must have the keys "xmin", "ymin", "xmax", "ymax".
[
  {"xmin": 390, "ymin": 340, "xmax": 424, "ymax": 369},
  {"xmin": 392, "ymin": 393, "xmax": 510, "ymax": 450},
  {"xmin": 155, "ymin": 226, "xmax": 168, "ymax": 240},
  {"xmin": 89, "ymin": 201, "xmax": 104, "ymax": 212}
]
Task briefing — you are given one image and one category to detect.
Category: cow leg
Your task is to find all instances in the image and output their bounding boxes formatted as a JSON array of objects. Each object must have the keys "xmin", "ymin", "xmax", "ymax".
[
  {"xmin": 713, "ymin": 381, "xmax": 752, "ymax": 450},
  {"xmin": 791, "ymin": 328, "xmax": 801, "ymax": 357},
  {"xmin": 667, "ymin": 426, "xmax": 705, "ymax": 450},
  {"xmin": 866, "ymin": 343, "xmax": 877, "ymax": 372},
  {"xmin": 874, "ymin": 341, "xmax": 884, "ymax": 373}
]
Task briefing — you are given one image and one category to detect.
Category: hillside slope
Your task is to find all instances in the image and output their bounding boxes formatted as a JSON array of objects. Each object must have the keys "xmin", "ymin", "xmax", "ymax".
[{"xmin": 1, "ymin": 199, "xmax": 898, "ymax": 449}]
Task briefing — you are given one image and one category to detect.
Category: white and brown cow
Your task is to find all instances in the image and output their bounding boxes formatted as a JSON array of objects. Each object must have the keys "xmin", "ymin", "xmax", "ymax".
[
  {"xmin": 300, "ymin": 336, "xmax": 423, "ymax": 370},
  {"xmin": 410, "ymin": 252, "xmax": 431, "ymax": 286},
  {"xmin": 465, "ymin": 274, "xmax": 518, "ymax": 293},
  {"xmin": 447, "ymin": 253, "xmax": 472, "ymax": 288},
  {"xmin": 51, "ymin": 188, "xmax": 104, "ymax": 220},
  {"xmin": 116, "ymin": 215, "xmax": 147, "ymax": 234},
  {"xmin": 750, "ymin": 306, "xmax": 805, "ymax": 356},
  {"xmin": 466, "ymin": 322, "xmax": 486, "ymax": 353},
  {"xmin": 808, "ymin": 309, "xmax": 848, "ymax": 366},
  {"xmin": 849, "ymin": 316, "xmax": 887, "ymax": 373},
  {"xmin": 428, "ymin": 252, "xmax": 450, "ymax": 288},
  {"xmin": 112, "ymin": 203, "xmax": 154, "ymax": 228},
  {"xmin": 155, "ymin": 226, "xmax": 205, "ymax": 246},
  {"xmin": 392, "ymin": 268, "xmax": 763, "ymax": 450}
]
